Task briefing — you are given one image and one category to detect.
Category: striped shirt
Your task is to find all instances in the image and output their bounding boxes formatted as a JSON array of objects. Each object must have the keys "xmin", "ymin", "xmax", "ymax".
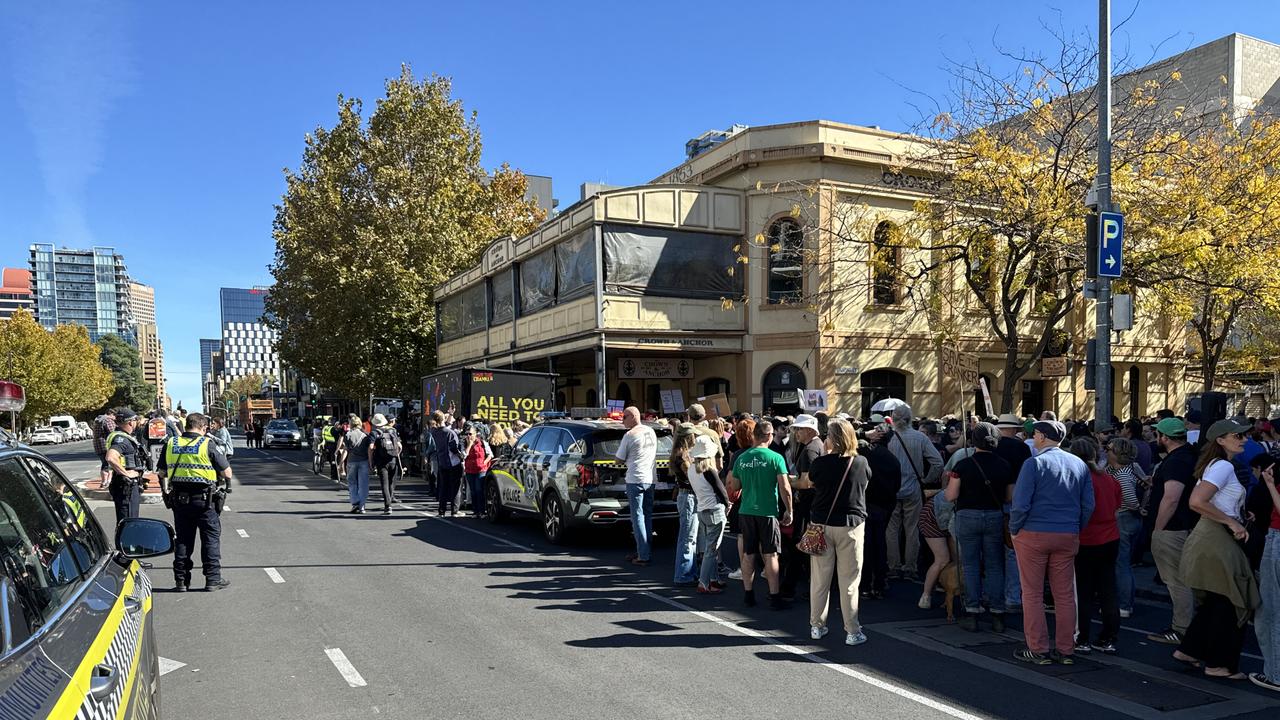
[{"xmin": 1107, "ymin": 463, "xmax": 1142, "ymax": 511}]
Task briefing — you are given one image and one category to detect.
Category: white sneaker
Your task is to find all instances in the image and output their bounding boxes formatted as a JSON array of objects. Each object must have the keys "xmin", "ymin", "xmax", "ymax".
[
  {"xmin": 846, "ymin": 631, "xmax": 868, "ymax": 646},
  {"xmin": 1119, "ymin": 609, "xmax": 1132, "ymax": 618},
  {"xmin": 810, "ymin": 626, "xmax": 829, "ymax": 640},
  {"xmin": 727, "ymin": 569, "xmax": 743, "ymax": 580},
  {"xmin": 917, "ymin": 595, "xmax": 931, "ymax": 610}
]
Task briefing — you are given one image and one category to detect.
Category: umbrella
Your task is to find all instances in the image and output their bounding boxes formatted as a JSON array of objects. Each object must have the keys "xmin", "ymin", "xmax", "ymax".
[{"xmin": 870, "ymin": 398, "xmax": 910, "ymax": 414}]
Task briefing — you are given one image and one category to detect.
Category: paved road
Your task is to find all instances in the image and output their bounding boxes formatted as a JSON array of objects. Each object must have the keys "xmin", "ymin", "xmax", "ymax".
[{"xmin": 38, "ymin": 440, "xmax": 1280, "ymax": 719}]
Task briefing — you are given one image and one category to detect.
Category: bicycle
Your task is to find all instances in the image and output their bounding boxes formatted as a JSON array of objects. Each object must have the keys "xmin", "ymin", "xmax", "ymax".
[{"xmin": 312, "ymin": 441, "xmax": 324, "ymax": 475}]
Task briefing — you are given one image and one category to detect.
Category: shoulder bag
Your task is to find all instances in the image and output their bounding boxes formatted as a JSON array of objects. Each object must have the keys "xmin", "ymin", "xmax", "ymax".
[{"xmin": 798, "ymin": 457, "xmax": 853, "ymax": 556}]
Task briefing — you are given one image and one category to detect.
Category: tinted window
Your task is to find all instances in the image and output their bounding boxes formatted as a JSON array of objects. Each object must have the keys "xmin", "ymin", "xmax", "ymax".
[
  {"xmin": 534, "ymin": 428, "xmax": 570, "ymax": 454},
  {"xmin": 0, "ymin": 459, "xmax": 86, "ymax": 635},
  {"xmin": 515, "ymin": 428, "xmax": 543, "ymax": 453},
  {"xmin": 267, "ymin": 420, "xmax": 297, "ymax": 431},
  {"xmin": 22, "ymin": 457, "xmax": 108, "ymax": 566},
  {"xmin": 592, "ymin": 430, "xmax": 674, "ymax": 459}
]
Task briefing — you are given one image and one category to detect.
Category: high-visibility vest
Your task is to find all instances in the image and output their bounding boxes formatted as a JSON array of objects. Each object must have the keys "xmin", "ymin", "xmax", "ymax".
[
  {"xmin": 322, "ymin": 425, "xmax": 335, "ymax": 443},
  {"xmin": 62, "ymin": 491, "xmax": 87, "ymax": 528},
  {"xmin": 106, "ymin": 431, "xmax": 143, "ymax": 469},
  {"xmin": 165, "ymin": 436, "xmax": 218, "ymax": 485}
]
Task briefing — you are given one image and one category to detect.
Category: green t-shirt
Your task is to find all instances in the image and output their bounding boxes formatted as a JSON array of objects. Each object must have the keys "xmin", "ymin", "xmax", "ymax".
[{"xmin": 733, "ymin": 446, "xmax": 788, "ymax": 517}]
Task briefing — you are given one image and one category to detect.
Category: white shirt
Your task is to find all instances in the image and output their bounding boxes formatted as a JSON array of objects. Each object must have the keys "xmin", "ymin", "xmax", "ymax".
[
  {"xmin": 687, "ymin": 462, "xmax": 724, "ymax": 512},
  {"xmin": 616, "ymin": 425, "xmax": 657, "ymax": 485},
  {"xmin": 1200, "ymin": 458, "xmax": 1245, "ymax": 522},
  {"xmin": 1186, "ymin": 429, "xmax": 1200, "ymax": 444}
]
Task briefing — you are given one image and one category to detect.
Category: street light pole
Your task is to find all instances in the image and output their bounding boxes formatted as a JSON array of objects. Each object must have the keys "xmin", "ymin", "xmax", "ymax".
[{"xmin": 1094, "ymin": 0, "xmax": 1115, "ymax": 427}]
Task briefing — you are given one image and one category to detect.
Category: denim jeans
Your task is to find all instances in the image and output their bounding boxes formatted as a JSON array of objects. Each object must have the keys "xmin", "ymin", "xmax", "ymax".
[
  {"xmin": 1004, "ymin": 502, "xmax": 1021, "ymax": 606},
  {"xmin": 626, "ymin": 483, "xmax": 655, "ymax": 562},
  {"xmin": 1258, "ymin": 529, "xmax": 1280, "ymax": 682},
  {"xmin": 465, "ymin": 472, "xmax": 486, "ymax": 516},
  {"xmin": 347, "ymin": 461, "xmax": 370, "ymax": 507},
  {"xmin": 1115, "ymin": 510, "xmax": 1143, "ymax": 612},
  {"xmin": 674, "ymin": 490, "xmax": 700, "ymax": 583},
  {"xmin": 954, "ymin": 509, "xmax": 1006, "ymax": 613},
  {"xmin": 697, "ymin": 506, "xmax": 727, "ymax": 587}
]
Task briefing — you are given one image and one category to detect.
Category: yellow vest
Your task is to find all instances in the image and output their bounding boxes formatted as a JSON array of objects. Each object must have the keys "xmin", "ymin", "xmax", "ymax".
[
  {"xmin": 165, "ymin": 436, "xmax": 218, "ymax": 485},
  {"xmin": 322, "ymin": 425, "xmax": 335, "ymax": 443},
  {"xmin": 62, "ymin": 490, "xmax": 87, "ymax": 528}
]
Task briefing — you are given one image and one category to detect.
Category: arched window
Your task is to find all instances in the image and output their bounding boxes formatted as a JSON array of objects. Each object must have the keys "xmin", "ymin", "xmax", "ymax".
[
  {"xmin": 871, "ymin": 221, "xmax": 903, "ymax": 306},
  {"xmin": 586, "ymin": 388, "xmax": 598, "ymax": 408},
  {"xmin": 615, "ymin": 382, "xmax": 633, "ymax": 405},
  {"xmin": 762, "ymin": 363, "xmax": 805, "ymax": 413},
  {"xmin": 701, "ymin": 377, "xmax": 730, "ymax": 397},
  {"xmin": 1128, "ymin": 365, "xmax": 1142, "ymax": 420},
  {"xmin": 860, "ymin": 369, "xmax": 907, "ymax": 419},
  {"xmin": 766, "ymin": 218, "xmax": 804, "ymax": 304}
]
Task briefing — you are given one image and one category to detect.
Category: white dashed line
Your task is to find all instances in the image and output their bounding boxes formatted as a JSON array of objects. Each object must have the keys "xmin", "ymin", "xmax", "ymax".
[
  {"xmin": 263, "ymin": 567, "xmax": 285, "ymax": 584},
  {"xmin": 640, "ymin": 591, "xmax": 986, "ymax": 720},
  {"xmin": 236, "ymin": 529, "xmax": 249, "ymax": 538},
  {"xmin": 325, "ymin": 647, "xmax": 367, "ymax": 687}
]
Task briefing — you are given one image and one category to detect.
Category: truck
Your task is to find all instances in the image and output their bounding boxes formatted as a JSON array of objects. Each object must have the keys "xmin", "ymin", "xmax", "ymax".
[
  {"xmin": 421, "ymin": 368, "xmax": 556, "ymax": 425},
  {"xmin": 239, "ymin": 398, "xmax": 276, "ymax": 429}
]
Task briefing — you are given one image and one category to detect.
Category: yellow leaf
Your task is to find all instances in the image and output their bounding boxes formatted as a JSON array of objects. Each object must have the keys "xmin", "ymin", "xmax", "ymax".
[
  {"xmin": 770, "ymin": 243, "xmax": 782, "ymax": 253},
  {"xmin": 755, "ymin": 233, "xmax": 766, "ymax": 244},
  {"xmin": 1170, "ymin": 70, "xmax": 1182, "ymax": 81},
  {"xmin": 738, "ymin": 255, "xmax": 750, "ymax": 265},
  {"xmin": 1220, "ymin": 74, "xmax": 1229, "ymax": 85},
  {"xmin": 732, "ymin": 244, "xmax": 740, "ymax": 253},
  {"xmin": 789, "ymin": 204, "xmax": 801, "ymax": 218},
  {"xmin": 726, "ymin": 266, "xmax": 735, "ymax": 277},
  {"xmin": 755, "ymin": 180, "xmax": 762, "ymax": 191},
  {"xmin": 1032, "ymin": 98, "xmax": 1043, "ymax": 108}
]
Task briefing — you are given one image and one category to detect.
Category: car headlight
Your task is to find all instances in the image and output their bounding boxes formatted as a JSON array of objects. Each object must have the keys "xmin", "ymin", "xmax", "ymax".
[{"xmin": 292, "ymin": 432, "xmax": 300, "ymax": 439}]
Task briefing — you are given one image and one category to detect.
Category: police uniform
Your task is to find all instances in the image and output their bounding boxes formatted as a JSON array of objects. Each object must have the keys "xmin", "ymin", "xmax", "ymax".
[
  {"xmin": 107, "ymin": 428, "xmax": 147, "ymax": 526},
  {"xmin": 160, "ymin": 431, "xmax": 232, "ymax": 590}
]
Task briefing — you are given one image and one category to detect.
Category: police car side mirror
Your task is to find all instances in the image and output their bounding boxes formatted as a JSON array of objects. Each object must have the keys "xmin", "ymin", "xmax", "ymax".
[{"xmin": 115, "ymin": 518, "xmax": 176, "ymax": 563}]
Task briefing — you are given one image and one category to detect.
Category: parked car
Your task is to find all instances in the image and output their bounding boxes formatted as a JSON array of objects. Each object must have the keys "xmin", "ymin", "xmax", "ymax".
[
  {"xmin": 76, "ymin": 421, "xmax": 91, "ymax": 441},
  {"xmin": 48, "ymin": 415, "xmax": 77, "ymax": 442},
  {"xmin": 263, "ymin": 418, "xmax": 303, "ymax": 449},
  {"xmin": 0, "ymin": 435, "xmax": 175, "ymax": 716},
  {"xmin": 28, "ymin": 427, "xmax": 61, "ymax": 445},
  {"xmin": 484, "ymin": 419, "xmax": 677, "ymax": 544}
]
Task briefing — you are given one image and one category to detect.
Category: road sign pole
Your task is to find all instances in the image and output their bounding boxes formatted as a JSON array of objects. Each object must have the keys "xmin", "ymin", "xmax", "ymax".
[{"xmin": 1095, "ymin": 0, "xmax": 1114, "ymax": 426}]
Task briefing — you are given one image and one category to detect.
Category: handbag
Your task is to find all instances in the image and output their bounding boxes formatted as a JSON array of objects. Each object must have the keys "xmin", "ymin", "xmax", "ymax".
[
  {"xmin": 971, "ymin": 454, "xmax": 1013, "ymax": 549},
  {"xmin": 798, "ymin": 457, "xmax": 853, "ymax": 556}
]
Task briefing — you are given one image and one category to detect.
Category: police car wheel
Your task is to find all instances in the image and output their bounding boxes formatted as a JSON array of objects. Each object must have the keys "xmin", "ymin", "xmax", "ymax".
[
  {"xmin": 485, "ymin": 477, "xmax": 508, "ymax": 523},
  {"xmin": 542, "ymin": 491, "xmax": 568, "ymax": 545}
]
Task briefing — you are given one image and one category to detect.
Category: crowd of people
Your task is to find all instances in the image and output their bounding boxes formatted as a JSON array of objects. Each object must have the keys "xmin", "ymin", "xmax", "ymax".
[{"xmin": 606, "ymin": 401, "xmax": 1280, "ymax": 690}]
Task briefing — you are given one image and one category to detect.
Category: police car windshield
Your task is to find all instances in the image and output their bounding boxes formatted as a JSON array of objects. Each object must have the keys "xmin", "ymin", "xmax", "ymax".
[{"xmin": 267, "ymin": 420, "xmax": 297, "ymax": 430}]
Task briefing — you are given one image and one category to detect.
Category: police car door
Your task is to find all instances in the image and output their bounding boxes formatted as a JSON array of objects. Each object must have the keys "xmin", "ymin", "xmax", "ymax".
[
  {"xmin": 530, "ymin": 429, "xmax": 569, "ymax": 502},
  {"xmin": 502, "ymin": 428, "xmax": 542, "ymax": 512}
]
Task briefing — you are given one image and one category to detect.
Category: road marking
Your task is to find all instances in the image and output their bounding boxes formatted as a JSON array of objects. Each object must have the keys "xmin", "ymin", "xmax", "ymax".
[
  {"xmin": 324, "ymin": 647, "xmax": 367, "ymax": 687},
  {"xmin": 395, "ymin": 502, "xmax": 532, "ymax": 551},
  {"xmin": 236, "ymin": 528, "xmax": 249, "ymax": 538},
  {"xmin": 263, "ymin": 567, "xmax": 285, "ymax": 584},
  {"xmin": 640, "ymin": 591, "xmax": 986, "ymax": 720},
  {"xmin": 158, "ymin": 657, "xmax": 187, "ymax": 676}
]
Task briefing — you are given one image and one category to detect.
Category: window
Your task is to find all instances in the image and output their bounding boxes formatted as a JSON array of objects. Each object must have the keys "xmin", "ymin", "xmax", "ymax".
[
  {"xmin": 871, "ymin": 221, "xmax": 903, "ymax": 305},
  {"xmin": 0, "ymin": 459, "xmax": 86, "ymax": 636},
  {"xmin": 860, "ymin": 369, "xmax": 907, "ymax": 419},
  {"xmin": 701, "ymin": 378, "xmax": 730, "ymax": 397},
  {"xmin": 614, "ymin": 382, "xmax": 633, "ymax": 404},
  {"xmin": 762, "ymin": 363, "xmax": 805, "ymax": 412},
  {"xmin": 555, "ymin": 228, "xmax": 596, "ymax": 301},
  {"xmin": 766, "ymin": 218, "xmax": 804, "ymax": 303},
  {"xmin": 519, "ymin": 249, "xmax": 556, "ymax": 315},
  {"xmin": 515, "ymin": 428, "xmax": 543, "ymax": 453},
  {"xmin": 489, "ymin": 269, "xmax": 514, "ymax": 325},
  {"xmin": 21, "ymin": 457, "xmax": 107, "ymax": 567},
  {"xmin": 586, "ymin": 388, "xmax": 598, "ymax": 407},
  {"xmin": 535, "ymin": 428, "xmax": 571, "ymax": 454}
]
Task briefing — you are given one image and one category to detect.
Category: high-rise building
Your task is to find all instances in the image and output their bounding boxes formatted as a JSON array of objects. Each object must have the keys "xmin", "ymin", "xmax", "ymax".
[
  {"xmin": 137, "ymin": 322, "xmax": 166, "ymax": 407},
  {"xmin": 28, "ymin": 245, "xmax": 135, "ymax": 344},
  {"xmin": 199, "ymin": 338, "xmax": 221, "ymax": 383},
  {"xmin": 219, "ymin": 287, "xmax": 279, "ymax": 381},
  {"xmin": 129, "ymin": 281, "xmax": 156, "ymax": 325},
  {"xmin": 0, "ymin": 268, "xmax": 34, "ymax": 320}
]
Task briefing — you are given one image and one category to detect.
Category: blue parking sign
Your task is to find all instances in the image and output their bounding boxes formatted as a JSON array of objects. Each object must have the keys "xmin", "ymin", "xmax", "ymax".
[{"xmin": 1098, "ymin": 211, "xmax": 1124, "ymax": 278}]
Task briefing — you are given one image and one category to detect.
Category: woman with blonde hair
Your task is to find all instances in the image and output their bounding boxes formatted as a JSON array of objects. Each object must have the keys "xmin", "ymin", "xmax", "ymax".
[{"xmin": 807, "ymin": 418, "xmax": 871, "ymax": 646}]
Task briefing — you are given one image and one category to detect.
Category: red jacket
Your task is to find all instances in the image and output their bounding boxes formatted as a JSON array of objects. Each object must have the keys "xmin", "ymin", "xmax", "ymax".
[
  {"xmin": 1079, "ymin": 469, "xmax": 1122, "ymax": 546},
  {"xmin": 463, "ymin": 440, "xmax": 491, "ymax": 474}
]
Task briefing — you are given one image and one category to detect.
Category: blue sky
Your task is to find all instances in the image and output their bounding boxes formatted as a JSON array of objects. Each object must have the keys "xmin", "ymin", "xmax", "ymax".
[{"xmin": 0, "ymin": 1, "xmax": 1273, "ymax": 408}]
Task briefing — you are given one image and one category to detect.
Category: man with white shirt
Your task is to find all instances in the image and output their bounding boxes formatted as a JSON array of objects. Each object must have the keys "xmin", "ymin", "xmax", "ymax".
[
  {"xmin": 1185, "ymin": 410, "xmax": 1202, "ymax": 445},
  {"xmin": 617, "ymin": 406, "xmax": 658, "ymax": 566}
]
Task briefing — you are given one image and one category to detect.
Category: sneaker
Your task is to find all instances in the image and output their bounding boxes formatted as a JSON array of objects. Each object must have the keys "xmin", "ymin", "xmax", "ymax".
[
  {"xmin": 728, "ymin": 569, "xmax": 743, "ymax": 580},
  {"xmin": 1090, "ymin": 641, "xmax": 1118, "ymax": 654},
  {"xmin": 205, "ymin": 578, "xmax": 232, "ymax": 592},
  {"xmin": 1053, "ymin": 651, "xmax": 1075, "ymax": 665},
  {"xmin": 173, "ymin": 583, "xmax": 187, "ymax": 593},
  {"xmin": 696, "ymin": 584, "xmax": 722, "ymax": 595},
  {"xmin": 917, "ymin": 595, "xmax": 931, "ymax": 610},
  {"xmin": 1015, "ymin": 649, "xmax": 1052, "ymax": 665},
  {"xmin": 383, "ymin": 508, "xmax": 393, "ymax": 515},
  {"xmin": 710, "ymin": 580, "xmax": 727, "ymax": 590},
  {"xmin": 1147, "ymin": 628, "xmax": 1183, "ymax": 645},
  {"xmin": 1248, "ymin": 673, "xmax": 1280, "ymax": 692},
  {"xmin": 1119, "ymin": 608, "xmax": 1132, "ymax": 618},
  {"xmin": 959, "ymin": 615, "xmax": 978, "ymax": 632},
  {"xmin": 350, "ymin": 505, "xmax": 360, "ymax": 513},
  {"xmin": 744, "ymin": 589, "xmax": 757, "ymax": 607},
  {"xmin": 991, "ymin": 614, "xmax": 1005, "ymax": 633},
  {"xmin": 1073, "ymin": 643, "xmax": 1094, "ymax": 654},
  {"xmin": 810, "ymin": 626, "xmax": 829, "ymax": 640},
  {"xmin": 846, "ymin": 631, "xmax": 868, "ymax": 646}
]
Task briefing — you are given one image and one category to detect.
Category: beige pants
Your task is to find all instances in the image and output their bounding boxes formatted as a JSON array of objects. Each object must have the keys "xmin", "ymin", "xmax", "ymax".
[
  {"xmin": 809, "ymin": 523, "xmax": 866, "ymax": 633},
  {"xmin": 1151, "ymin": 529, "xmax": 1194, "ymax": 633}
]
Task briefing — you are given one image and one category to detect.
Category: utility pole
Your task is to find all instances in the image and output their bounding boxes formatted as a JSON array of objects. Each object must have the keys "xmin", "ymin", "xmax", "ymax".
[{"xmin": 1094, "ymin": 0, "xmax": 1115, "ymax": 427}]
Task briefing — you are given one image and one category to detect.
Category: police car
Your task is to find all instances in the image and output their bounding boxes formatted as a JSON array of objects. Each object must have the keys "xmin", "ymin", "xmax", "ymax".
[
  {"xmin": 0, "ymin": 427, "xmax": 176, "ymax": 719},
  {"xmin": 484, "ymin": 419, "xmax": 677, "ymax": 544}
]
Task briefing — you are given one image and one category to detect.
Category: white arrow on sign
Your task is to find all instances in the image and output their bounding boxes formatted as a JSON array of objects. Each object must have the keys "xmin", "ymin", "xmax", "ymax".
[
  {"xmin": 158, "ymin": 657, "xmax": 188, "ymax": 676},
  {"xmin": 1105, "ymin": 256, "xmax": 1116, "ymax": 268}
]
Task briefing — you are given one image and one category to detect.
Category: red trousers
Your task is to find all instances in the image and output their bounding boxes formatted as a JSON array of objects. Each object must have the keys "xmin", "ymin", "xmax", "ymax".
[{"xmin": 1013, "ymin": 530, "xmax": 1080, "ymax": 655}]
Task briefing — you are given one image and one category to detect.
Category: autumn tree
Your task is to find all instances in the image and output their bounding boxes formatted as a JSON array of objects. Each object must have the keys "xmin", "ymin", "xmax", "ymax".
[
  {"xmin": 267, "ymin": 67, "xmax": 545, "ymax": 401},
  {"xmin": 0, "ymin": 310, "xmax": 113, "ymax": 425},
  {"xmin": 97, "ymin": 333, "xmax": 157, "ymax": 412},
  {"xmin": 218, "ymin": 373, "xmax": 267, "ymax": 408}
]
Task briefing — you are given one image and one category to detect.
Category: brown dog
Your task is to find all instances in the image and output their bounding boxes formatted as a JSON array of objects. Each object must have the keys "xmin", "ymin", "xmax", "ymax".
[{"xmin": 938, "ymin": 561, "xmax": 961, "ymax": 622}]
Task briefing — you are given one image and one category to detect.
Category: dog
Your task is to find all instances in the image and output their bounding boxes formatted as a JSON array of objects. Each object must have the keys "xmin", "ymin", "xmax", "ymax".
[{"xmin": 937, "ymin": 560, "xmax": 961, "ymax": 622}]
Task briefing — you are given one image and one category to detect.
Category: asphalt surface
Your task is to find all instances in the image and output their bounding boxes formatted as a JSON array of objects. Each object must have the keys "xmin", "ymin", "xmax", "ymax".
[{"xmin": 37, "ymin": 439, "xmax": 1280, "ymax": 719}]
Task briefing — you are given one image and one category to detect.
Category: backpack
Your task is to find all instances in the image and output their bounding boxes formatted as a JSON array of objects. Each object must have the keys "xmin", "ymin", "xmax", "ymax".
[{"xmin": 376, "ymin": 428, "xmax": 401, "ymax": 457}]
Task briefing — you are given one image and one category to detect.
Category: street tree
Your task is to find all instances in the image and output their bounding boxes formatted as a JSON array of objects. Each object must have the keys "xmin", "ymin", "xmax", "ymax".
[
  {"xmin": 218, "ymin": 373, "xmax": 267, "ymax": 408},
  {"xmin": 268, "ymin": 67, "xmax": 545, "ymax": 402},
  {"xmin": 97, "ymin": 333, "xmax": 157, "ymax": 412},
  {"xmin": 0, "ymin": 310, "xmax": 113, "ymax": 425}
]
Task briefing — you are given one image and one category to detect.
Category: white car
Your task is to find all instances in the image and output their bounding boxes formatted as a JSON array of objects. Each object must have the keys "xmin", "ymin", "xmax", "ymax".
[{"xmin": 29, "ymin": 427, "xmax": 61, "ymax": 445}]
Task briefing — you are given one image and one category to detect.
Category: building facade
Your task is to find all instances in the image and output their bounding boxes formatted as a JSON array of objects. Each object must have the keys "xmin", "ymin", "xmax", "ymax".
[
  {"xmin": 434, "ymin": 121, "xmax": 1186, "ymax": 420},
  {"xmin": 136, "ymin": 322, "xmax": 166, "ymax": 407},
  {"xmin": 129, "ymin": 281, "xmax": 156, "ymax": 325},
  {"xmin": 28, "ymin": 245, "xmax": 135, "ymax": 344},
  {"xmin": 0, "ymin": 268, "xmax": 34, "ymax": 320},
  {"xmin": 219, "ymin": 287, "xmax": 280, "ymax": 381}
]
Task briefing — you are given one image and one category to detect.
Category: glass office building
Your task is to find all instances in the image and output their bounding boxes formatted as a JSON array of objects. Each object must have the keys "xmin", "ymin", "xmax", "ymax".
[
  {"xmin": 219, "ymin": 287, "xmax": 279, "ymax": 380},
  {"xmin": 199, "ymin": 338, "xmax": 222, "ymax": 382},
  {"xmin": 28, "ymin": 244, "xmax": 135, "ymax": 344}
]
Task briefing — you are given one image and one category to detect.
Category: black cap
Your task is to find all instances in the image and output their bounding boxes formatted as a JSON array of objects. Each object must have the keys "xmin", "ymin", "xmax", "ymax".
[{"xmin": 114, "ymin": 408, "xmax": 138, "ymax": 423}]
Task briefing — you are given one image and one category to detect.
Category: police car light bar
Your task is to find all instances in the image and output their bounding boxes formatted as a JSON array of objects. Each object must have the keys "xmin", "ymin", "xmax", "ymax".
[
  {"xmin": 569, "ymin": 407, "xmax": 607, "ymax": 419},
  {"xmin": 0, "ymin": 381, "xmax": 26, "ymax": 412}
]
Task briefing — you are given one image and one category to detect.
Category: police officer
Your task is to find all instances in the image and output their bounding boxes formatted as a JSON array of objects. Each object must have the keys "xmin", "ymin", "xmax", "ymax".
[
  {"xmin": 158, "ymin": 412, "xmax": 233, "ymax": 592},
  {"xmin": 104, "ymin": 408, "xmax": 150, "ymax": 527}
]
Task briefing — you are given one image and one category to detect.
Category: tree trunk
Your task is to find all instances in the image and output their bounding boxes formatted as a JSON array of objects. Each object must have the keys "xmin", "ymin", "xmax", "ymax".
[{"xmin": 1000, "ymin": 348, "xmax": 1030, "ymax": 414}]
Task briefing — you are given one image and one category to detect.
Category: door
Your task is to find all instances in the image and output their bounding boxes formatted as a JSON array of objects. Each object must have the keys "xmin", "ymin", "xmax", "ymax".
[
  {"xmin": 503, "ymin": 428, "xmax": 542, "ymax": 511},
  {"xmin": 531, "ymin": 429, "xmax": 571, "ymax": 505},
  {"xmin": 1021, "ymin": 380, "xmax": 1045, "ymax": 419}
]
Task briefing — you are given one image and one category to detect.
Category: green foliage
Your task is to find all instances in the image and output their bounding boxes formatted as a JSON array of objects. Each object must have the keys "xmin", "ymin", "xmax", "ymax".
[
  {"xmin": 0, "ymin": 309, "xmax": 114, "ymax": 424},
  {"xmin": 98, "ymin": 333, "xmax": 157, "ymax": 412},
  {"xmin": 267, "ymin": 67, "xmax": 545, "ymax": 400}
]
